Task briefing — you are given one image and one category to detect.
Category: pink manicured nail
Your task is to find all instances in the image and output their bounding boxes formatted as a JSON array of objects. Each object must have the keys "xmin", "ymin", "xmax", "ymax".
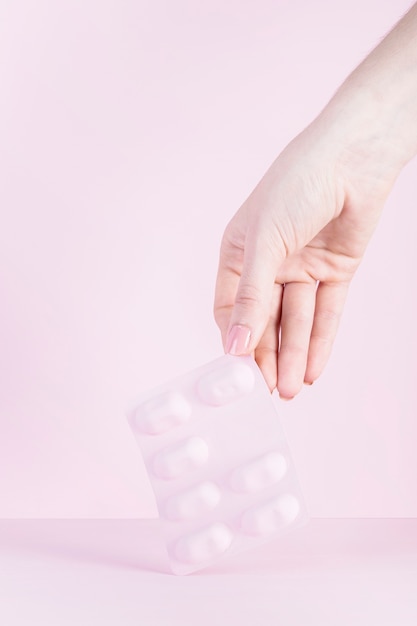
[{"xmin": 225, "ymin": 325, "xmax": 251, "ymax": 355}]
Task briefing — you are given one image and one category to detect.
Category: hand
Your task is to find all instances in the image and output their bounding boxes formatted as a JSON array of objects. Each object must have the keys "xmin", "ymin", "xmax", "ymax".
[
  {"xmin": 214, "ymin": 123, "xmax": 387, "ymax": 398},
  {"xmin": 214, "ymin": 3, "xmax": 417, "ymax": 399},
  {"xmin": 214, "ymin": 95, "xmax": 406, "ymax": 399}
]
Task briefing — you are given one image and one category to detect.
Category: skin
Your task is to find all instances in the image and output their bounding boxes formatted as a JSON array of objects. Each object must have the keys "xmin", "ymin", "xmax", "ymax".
[{"xmin": 214, "ymin": 3, "xmax": 417, "ymax": 399}]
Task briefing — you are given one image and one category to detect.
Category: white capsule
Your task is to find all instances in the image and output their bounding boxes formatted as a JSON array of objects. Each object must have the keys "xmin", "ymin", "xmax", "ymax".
[
  {"xmin": 240, "ymin": 494, "xmax": 300, "ymax": 536},
  {"xmin": 174, "ymin": 523, "xmax": 233, "ymax": 564},
  {"xmin": 164, "ymin": 481, "xmax": 221, "ymax": 520},
  {"xmin": 197, "ymin": 360, "xmax": 255, "ymax": 406},
  {"xmin": 229, "ymin": 451, "xmax": 287, "ymax": 494},
  {"xmin": 152, "ymin": 436, "xmax": 209, "ymax": 480},
  {"xmin": 133, "ymin": 391, "xmax": 191, "ymax": 435}
]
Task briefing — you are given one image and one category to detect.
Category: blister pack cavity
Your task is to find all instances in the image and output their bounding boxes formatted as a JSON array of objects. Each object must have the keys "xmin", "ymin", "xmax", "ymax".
[{"xmin": 127, "ymin": 355, "xmax": 308, "ymax": 575}]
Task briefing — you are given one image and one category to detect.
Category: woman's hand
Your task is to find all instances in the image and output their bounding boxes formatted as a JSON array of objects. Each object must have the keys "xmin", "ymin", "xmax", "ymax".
[
  {"xmin": 214, "ymin": 3, "xmax": 417, "ymax": 399},
  {"xmin": 214, "ymin": 127, "xmax": 384, "ymax": 397}
]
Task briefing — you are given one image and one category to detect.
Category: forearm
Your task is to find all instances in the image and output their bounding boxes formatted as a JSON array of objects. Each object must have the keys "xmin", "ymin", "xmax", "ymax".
[{"xmin": 316, "ymin": 3, "xmax": 417, "ymax": 196}]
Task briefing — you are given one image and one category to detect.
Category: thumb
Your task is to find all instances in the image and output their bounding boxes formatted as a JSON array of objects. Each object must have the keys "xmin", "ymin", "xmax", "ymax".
[{"xmin": 225, "ymin": 234, "xmax": 283, "ymax": 355}]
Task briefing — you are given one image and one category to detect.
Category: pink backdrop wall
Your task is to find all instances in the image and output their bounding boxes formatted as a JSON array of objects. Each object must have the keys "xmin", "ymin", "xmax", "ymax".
[{"xmin": 0, "ymin": 0, "xmax": 415, "ymax": 518}]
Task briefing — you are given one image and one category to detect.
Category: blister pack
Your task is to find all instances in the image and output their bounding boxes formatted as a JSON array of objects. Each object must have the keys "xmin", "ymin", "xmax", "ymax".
[{"xmin": 127, "ymin": 354, "xmax": 308, "ymax": 575}]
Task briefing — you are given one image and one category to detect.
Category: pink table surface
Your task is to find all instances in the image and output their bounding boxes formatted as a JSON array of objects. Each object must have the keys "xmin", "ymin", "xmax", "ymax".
[{"xmin": 1, "ymin": 518, "xmax": 416, "ymax": 625}]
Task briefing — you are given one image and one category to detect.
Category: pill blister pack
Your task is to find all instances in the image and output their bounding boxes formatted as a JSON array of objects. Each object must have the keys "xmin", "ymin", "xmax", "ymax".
[{"xmin": 127, "ymin": 354, "xmax": 308, "ymax": 575}]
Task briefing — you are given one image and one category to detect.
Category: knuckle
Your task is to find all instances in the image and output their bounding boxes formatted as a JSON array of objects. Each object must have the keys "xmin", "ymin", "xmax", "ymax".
[
  {"xmin": 315, "ymin": 308, "xmax": 340, "ymax": 323},
  {"xmin": 286, "ymin": 309, "xmax": 312, "ymax": 323},
  {"xmin": 235, "ymin": 283, "xmax": 264, "ymax": 308},
  {"xmin": 279, "ymin": 343, "xmax": 307, "ymax": 357}
]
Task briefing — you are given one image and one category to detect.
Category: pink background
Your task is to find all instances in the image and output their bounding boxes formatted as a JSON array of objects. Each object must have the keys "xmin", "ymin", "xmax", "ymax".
[
  {"xmin": 0, "ymin": 0, "xmax": 415, "ymax": 519},
  {"xmin": 2, "ymin": 519, "xmax": 417, "ymax": 624}
]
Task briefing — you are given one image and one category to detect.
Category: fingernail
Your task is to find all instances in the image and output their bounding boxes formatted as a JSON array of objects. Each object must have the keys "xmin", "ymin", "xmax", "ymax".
[
  {"xmin": 279, "ymin": 395, "xmax": 294, "ymax": 402},
  {"xmin": 225, "ymin": 325, "xmax": 251, "ymax": 355},
  {"xmin": 304, "ymin": 381, "xmax": 314, "ymax": 386}
]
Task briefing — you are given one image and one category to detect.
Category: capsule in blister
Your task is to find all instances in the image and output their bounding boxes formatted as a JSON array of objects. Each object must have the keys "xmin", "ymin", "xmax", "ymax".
[
  {"xmin": 197, "ymin": 361, "xmax": 255, "ymax": 406},
  {"xmin": 164, "ymin": 481, "xmax": 221, "ymax": 520},
  {"xmin": 152, "ymin": 436, "xmax": 209, "ymax": 480},
  {"xmin": 240, "ymin": 494, "xmax": 300, "ymax": 536},
  {"xmin": 229, "ymin": 451, "xmax": 287, "ymax": 494},
  {"xmin": 133, "ymin": 391, "xmax": 191, "ymax": 435},
  {"xmin": 174, "ymin": 523, "xmax": 233, "ymax": 564}
]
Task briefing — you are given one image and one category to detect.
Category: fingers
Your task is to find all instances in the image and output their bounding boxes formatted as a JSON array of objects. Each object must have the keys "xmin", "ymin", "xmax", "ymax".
[
  {"xmin": 277, "ymin": 282, "xmax": 317, "ymax": 399},
  {"xmin": 224, "ymin": 235, "xmax": 284, "ymax": 354},
  {"xmin": 277, "ymin": 280, "xmax": 349, "ymax": 399},
  {"xmin": 304, "ymin": 281, "xmax": 349, "ymax": 383},
  {"xmin": 254, "ymin": 282, "xmax": 284, "ymax": 391},
  {"xmin": 214, "ymin": 225, "xmax": 350, "ymax": 398},
  {"xmin": 214, "ymin": 261, "xmax": 240, "ymax": 350},
  {"xmin": 214, "ymin": 229, "xmax": 284, "ymax": 357}
]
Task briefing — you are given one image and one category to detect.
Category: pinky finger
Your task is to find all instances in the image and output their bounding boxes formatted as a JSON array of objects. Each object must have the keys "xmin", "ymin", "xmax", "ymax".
[{"xmin": 305, "ymin": 281, "xmax": 350, "ymax": 384}]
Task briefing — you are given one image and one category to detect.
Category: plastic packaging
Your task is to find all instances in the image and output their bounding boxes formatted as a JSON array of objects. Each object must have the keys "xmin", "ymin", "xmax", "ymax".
[{"xmin": 127, "ymin": 355, "xmax": 308, "ymax": 575}]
